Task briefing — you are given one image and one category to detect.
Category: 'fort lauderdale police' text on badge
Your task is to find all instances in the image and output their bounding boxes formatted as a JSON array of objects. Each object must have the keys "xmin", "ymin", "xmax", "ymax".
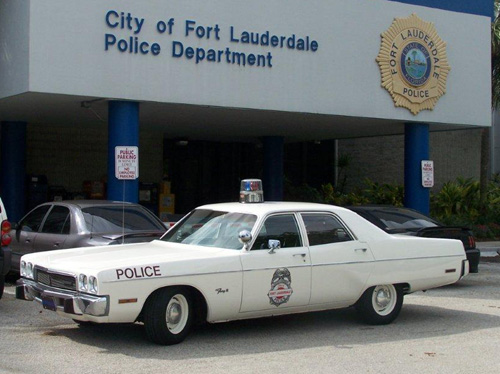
[{"xmin": 376, "ymin": 14, "xmax": 451, "ymax": 115}]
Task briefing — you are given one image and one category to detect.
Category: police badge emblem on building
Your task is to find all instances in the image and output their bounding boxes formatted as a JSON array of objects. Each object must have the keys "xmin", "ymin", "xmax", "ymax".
[
  {"xmin": 268, "ymin": 268, "xmax": 293, "ymax": 306},
  {"xmin": 376, "ymin": 14, "xmax": 451, "ymax": 115}
]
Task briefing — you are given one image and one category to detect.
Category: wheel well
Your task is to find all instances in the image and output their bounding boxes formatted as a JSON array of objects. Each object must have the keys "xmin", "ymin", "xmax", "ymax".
[
  {"xmin": 137, "ymin": 285, "xmax": 208, "ymax": 325},
  {"xmin": 397, "ymin": 283, "xmax": 411, "ymax": 295},
  {"xmin": 354, "ymin": 282, "xmax": 411, "ymax": 306}
]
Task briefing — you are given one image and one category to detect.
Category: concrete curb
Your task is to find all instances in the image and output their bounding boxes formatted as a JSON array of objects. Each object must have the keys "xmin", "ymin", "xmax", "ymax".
[{"xmin": 476, "ymin": 242, "xmax": 500, "ymax": 257}]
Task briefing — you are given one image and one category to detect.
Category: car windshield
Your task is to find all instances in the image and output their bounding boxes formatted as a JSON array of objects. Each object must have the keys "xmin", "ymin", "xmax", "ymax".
[
  {"xmin": 82, "ymin": 205, "xmax": 165, "ymax": 233},
  {"xmin": 369, "ymin": 209, "xmax": 438, "ymax": 231},
  {"xmin": 162, "ymin": 209, "xmax": 257, "ymax": 250}
]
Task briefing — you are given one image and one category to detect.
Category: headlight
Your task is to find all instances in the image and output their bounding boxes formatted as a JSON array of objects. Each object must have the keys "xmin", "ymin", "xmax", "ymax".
[
  {"xmin": 20, "ymin": 261, "xmax": 26, "ymax": 277},
  {"xmin": 78, "ymin": 274, "xmax": 88, "ymax": 291},
  {"xmin": 27, "ymin": 263, "xmax": 32, "ymax": 277},
  {"xmin": 88, "ymin": 276, "xmax": 98, "ymax": 294},
  {"xmin": 26, "ymin": 262, "xmax": 34, "ymax": 279},
  {"xmin": 21, "ymin": 261, "xmax": 34, "ymax": 279}
]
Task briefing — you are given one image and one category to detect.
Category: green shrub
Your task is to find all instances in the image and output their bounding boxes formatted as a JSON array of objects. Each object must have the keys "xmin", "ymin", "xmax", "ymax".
[
  {"xmin": 431, "ymin": 176, "xmax": 500, "ymax": 239},
  {"xmin": 284, "ymin": 176, "xmax": 500, "ymax": 240}
]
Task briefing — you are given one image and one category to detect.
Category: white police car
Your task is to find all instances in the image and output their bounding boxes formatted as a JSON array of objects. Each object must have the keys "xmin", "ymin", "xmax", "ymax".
[{"xmin": 16, "ymin": 180, "xmax": 469, "ymax": 345}]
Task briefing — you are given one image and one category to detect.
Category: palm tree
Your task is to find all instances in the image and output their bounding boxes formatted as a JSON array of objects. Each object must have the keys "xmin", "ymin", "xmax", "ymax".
[
  {"xmin": 492, "ymin": 1, "xmax": 500, "ymax": 108},
  {"xmin": 484, "ymin": 1, "xmax": 500, "ymax": 210}
]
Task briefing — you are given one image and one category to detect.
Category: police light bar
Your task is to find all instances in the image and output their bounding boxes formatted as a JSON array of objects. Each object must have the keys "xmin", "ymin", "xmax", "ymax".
[{"xmin": 239, "ymin": 179, "xmax": 264, "ymax": 203}]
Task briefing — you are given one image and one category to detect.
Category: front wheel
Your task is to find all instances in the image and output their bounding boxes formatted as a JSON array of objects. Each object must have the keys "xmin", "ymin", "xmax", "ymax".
[
  {"xmin": 0, "ymin": 274, "xmax": 4, "ymax": 299},
  {"xmin": 72, "ymin": 319, "xmax": 97, "ymax": 327},
  {"xmin": 143, "ymin": 287, "xmax": 193, "ymax": 345},
  {"xmin": 355, "ymin": 284, "xmax": 403, "ymax": 325}
]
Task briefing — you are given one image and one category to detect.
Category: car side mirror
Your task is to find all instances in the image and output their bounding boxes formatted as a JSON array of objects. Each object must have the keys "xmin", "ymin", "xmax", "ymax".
[
  {"xmin": 268, "ymin": 239, "xmax": 281, "ymax": 254},
  {"xmin": 238, "ymin": 230, "xmax": 252, "ymax": 250}
]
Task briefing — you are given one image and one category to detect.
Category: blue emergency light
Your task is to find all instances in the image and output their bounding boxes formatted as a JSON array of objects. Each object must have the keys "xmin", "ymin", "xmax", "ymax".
[{"xmin": 239, "ymin": 179, "xmax": 264, "ymax": 203}]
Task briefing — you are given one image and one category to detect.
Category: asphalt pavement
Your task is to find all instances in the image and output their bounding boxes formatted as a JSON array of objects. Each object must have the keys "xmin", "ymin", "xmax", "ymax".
[
  {"xmin": 476, "ymin": 241, "xmax": 500, "ymax": 257},
  {"xmin": 2, "ymin": 258, "xmax": 500, "ymax": 374}
]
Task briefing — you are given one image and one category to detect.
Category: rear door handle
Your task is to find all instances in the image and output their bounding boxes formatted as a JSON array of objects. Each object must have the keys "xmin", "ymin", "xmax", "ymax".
[
  {"xmin": 293, "ymin": 253, "xmax": 307, "ymax": 262},
  {"xmin": 355, "ymin": 248, "xmax": 367, "ymax": 252}
]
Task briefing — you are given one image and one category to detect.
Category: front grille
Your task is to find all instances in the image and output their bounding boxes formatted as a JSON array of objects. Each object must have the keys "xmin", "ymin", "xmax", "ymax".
[{"xmin": 35, "ymin": 268, "xmax": 76, "ymax": 291}]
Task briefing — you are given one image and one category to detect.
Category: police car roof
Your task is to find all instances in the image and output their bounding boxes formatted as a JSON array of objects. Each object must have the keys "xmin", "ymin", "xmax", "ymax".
[{"xmin": 196, "ymin": 201, "xmax": 349, "ymax": 215}]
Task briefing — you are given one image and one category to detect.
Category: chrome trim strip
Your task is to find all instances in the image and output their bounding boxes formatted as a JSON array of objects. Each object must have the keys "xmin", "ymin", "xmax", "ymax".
[{"xmin": 102, "ymin": 254, "xmax": 465, "ymax": 283}]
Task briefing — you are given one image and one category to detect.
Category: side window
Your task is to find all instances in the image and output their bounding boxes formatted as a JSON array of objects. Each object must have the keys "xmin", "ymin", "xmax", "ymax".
[
  {"xmin": 20, "ymin": 205, "xmax": 51, "ymax": 232},
  {"xmin": 302, "ymin": 214, "xmax": 353, "ymax": 246},
  {"xmin": 252, "ymin": 214, "xmax": 302, "ymax": 250},
  {"xmin": 41, "ymin": 206, "xmax": 71, "ymax": 235}
]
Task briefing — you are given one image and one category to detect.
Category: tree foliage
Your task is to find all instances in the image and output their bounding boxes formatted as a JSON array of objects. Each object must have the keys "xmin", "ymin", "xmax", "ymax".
[{"xmin": 493, "ymin": 0, "xmax": 500, "ymax": 108}]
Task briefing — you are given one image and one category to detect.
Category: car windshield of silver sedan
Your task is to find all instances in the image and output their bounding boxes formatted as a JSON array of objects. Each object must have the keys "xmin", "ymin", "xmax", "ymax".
[{"xmin": 162, "ymin": 209, "xmax": 257, "ymax": 249}]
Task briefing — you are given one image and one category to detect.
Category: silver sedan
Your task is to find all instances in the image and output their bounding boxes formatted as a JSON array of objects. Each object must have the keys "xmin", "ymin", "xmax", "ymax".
[{"xmin": 9, "ymin": 200, "xmax": 167, "ymax": 272}]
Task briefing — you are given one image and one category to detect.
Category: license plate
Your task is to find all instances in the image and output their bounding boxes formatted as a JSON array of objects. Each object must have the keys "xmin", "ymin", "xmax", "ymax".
[{"xmin": 42, "ymin": 297, "xmax": 56, "ymax": 311}]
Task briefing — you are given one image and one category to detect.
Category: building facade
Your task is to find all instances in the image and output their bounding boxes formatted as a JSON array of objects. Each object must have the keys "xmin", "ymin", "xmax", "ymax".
[{"xmin": 0, "ymin": 0, "xmax": 492, "ymax": 221}]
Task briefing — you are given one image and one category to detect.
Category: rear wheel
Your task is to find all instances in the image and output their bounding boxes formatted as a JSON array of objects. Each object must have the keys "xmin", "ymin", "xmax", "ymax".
[
  {"xmin": 356, "ymin": 284, "xmax": 403, "ymax": 325},
  {"xmin": 144, "ymin": 287, "xmax": 193, "ymax": 345}
]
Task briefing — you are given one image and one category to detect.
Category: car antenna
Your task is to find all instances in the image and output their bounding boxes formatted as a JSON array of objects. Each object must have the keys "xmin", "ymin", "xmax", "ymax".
[
  {"xmin": 90, "ymin": 210, "xmax": 94, "ymax": 239},
  {"xmin": 122, "ymin": 182, "xmax": 125, "ymax": 245}
]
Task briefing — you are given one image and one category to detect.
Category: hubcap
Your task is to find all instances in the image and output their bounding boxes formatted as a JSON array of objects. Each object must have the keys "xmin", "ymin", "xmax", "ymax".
[
  {"xmin": 165, "ymin": 294, "xmax": 189, "ymax": 334},
  {"xmin": 167, "ymin": 303, "xmax": 182, "ymax": 325},
  {"xmin": 375, "ymin": 288, "xmax": 391, "ymax": 309},
  {"xmin": 372, "ymin": 285, "xmax": 397, "ymax": 316}
]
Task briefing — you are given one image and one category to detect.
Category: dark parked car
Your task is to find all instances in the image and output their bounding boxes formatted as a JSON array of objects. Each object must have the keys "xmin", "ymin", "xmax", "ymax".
[
  {"xmin": 347, "ymin": 205, "xmax": 480, "ymax": 273},
  {"xmin": 9, "ymin": 200, "xmax": 167, "ymax": 273}
]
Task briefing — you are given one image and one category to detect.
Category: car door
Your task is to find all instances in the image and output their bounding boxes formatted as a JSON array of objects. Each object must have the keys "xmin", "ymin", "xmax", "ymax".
[
  {"xmin": 300, "ymin": 213, "xmax": 375, "ymax": 306},
  {"xmin": 33, "ymin": 205, "xmax": 70, "ymax": 252},
  {"xmin": 10, "ymin": 205, "xmax": 51, "ymax": 270},
  {"xmin": 239, "ymin": 213, "xmax": 311, "ymax": 313}
]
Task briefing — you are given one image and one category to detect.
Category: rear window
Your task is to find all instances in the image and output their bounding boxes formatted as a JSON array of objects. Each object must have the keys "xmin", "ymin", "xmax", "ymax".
[
  {"xmin": 367, "ymin": 209, "xmax": 437, "ymax": 230},
  {"xmin": 82, "ymin": 205, "xmax": 164, "ymax": 233}
]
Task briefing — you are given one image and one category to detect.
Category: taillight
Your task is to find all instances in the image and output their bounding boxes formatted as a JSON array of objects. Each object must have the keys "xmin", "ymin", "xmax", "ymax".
[
  {"xmin": 1, "ymin": 220, "xmax": 12, "ymax": 246},
  {"xmin": 468, "ymin": 235, "xmax": 476, "ymax": 249}
]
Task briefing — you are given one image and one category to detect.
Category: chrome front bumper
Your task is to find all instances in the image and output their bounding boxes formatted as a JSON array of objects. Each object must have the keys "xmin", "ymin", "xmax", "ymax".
[{"xmin": 16, "ymin": 278, "xmax": 109, "ymax": 317}]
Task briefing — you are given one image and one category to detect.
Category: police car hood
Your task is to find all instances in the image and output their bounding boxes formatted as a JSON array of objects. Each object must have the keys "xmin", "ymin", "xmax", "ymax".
[{"xmin": 23, "ymin": 240, "xmax": 241, "ymax": 277}]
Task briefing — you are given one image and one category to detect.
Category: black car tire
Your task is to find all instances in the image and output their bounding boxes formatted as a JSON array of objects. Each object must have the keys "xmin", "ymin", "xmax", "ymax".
[
  {"xmin": 73, "ymin": 319, "xmax": 97, "ymax": 327},
  {"xmin": 355, "ymin": 284, "xmax": 403, "ymax": 325},
  {"xmin": 0, "ymin": 274, "xmax": 4, "ymax": 299},
  {"xmin": 143, "ymin": 287, "xmax": 193, "ymax": 345}
]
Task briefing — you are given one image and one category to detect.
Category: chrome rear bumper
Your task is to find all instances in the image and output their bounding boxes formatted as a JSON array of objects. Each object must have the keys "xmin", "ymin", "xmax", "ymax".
[
  {"xmin": 16, "ymin": 278, "xmax": 109, "ymax": 317},
  {"xmin": 461, "ymin": 259, "xmax": 470, "ymax": 279}
]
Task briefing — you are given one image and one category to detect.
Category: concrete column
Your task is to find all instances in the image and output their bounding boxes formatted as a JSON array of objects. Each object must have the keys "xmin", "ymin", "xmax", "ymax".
[
  {"xmin": 107, "ymin": 101, "xmax": 139, "ymax": 203},
  {"xmin": 263, "ymin": 136, "xmax": 284, "ymax": 201},
  {"xmin": 0, "ymin": 121, "xmax": 27, "ymax": 222},
  {"xmin": 404, "ymin": 123, "xmax": 430, "ymax": 215}
]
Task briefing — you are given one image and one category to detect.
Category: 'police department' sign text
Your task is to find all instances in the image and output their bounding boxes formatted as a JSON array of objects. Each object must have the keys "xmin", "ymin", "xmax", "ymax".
[{"xmin": 104, "ymin": 10, "xmax": 319, "ymax": 69}]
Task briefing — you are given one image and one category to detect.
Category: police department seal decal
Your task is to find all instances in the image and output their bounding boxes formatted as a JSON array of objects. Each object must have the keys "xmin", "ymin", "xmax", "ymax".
[
  {"xmin": 268, "ymin": 268, "xmax": 293, "ymax": 307},
  {"xmin": 376, "ymin": 14, "xmax": 451, "ymax": 115}
]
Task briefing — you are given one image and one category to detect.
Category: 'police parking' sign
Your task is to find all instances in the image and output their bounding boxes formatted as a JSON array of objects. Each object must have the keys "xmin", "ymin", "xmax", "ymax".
[
  {"xmin": 421, "ymin": 160, "xmax": 434, "ymax": 188},
  {"xmin": 115, "ymin": 146, "xmax": 139, "ymax": 180}
]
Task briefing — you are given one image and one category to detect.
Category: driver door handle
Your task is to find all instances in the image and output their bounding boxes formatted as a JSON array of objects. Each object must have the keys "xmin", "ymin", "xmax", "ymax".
[{"xmin": 355, "ymin": 248, "xmax": 367, "ymax": 252}]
